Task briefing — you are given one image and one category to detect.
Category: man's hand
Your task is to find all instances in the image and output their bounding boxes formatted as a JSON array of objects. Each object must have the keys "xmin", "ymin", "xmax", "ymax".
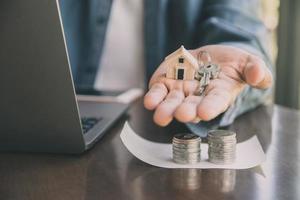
[{"xmin": 144, "ymin": 45, "xmax": 273, "ymax": 126}]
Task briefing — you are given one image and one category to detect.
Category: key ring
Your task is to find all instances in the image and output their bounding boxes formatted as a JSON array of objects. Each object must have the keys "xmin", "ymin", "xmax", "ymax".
[
  {"xmin": 197, "ymin": 51, "xmax": 212, "ymax": 68},
  {"xmin": 195, "ymin": 51, "xmax": 213, "ymax": 81},
  {"xmin": 194, "ymin": 50, "xmax": 220, "ymax": 96}
]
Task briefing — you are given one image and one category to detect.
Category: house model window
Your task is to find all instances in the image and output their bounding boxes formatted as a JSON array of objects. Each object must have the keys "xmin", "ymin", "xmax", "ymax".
[
  {"xmin": 165, "ymin": 45, "xmax": 199, "ymax": 80},
  {"xmin": 176, "ymin": 57, "xmax": 185, "ymax": 79}
]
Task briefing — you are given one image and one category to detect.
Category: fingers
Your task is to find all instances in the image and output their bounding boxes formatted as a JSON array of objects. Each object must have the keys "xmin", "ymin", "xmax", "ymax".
[
  {"xmin": 147, "ymin": 78, "xmax": 241, "ymax": 124},
  {"xmin": 243, "ymin": 55, "xmax": 273, "ymax": 89},
  {"xmin": 183, "ymin": 80, "xmax": 199, "ymax": 96},
  {"xmin": 144, "ymin": 83, "xmax": 168, "ymax": 110},
  {"xmin": 145, "ymin": 76, "xmax": 198, "ymax": 110},
  {"xmin": 145, "ymin": 45, "xmax": 274, "ymax": 127},
  {"xmin": 174, "ymin": 95, "xmax": 203, "ymax": 123},
  {"xmin": 197, "ymin": 88, "xmax": 233, "ymax": 121},
  {"xmin": 155, "ymin": 87, "xmax": 235, "ymax": 125},
  {"xmin": 153, "ymin": 90, "xmax": 185, "ymax": 126}
]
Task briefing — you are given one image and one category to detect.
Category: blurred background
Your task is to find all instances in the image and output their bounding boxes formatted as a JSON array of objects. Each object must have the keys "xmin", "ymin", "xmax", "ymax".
[{"xmin": 261, "ymin": 0, "xmax": 300, "ymax": 109}]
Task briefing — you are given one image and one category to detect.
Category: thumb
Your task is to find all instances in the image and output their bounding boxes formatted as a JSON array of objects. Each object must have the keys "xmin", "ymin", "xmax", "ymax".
[{"xmin": 243, "ymin": 55, "xmax": 273, "ymax": 89}]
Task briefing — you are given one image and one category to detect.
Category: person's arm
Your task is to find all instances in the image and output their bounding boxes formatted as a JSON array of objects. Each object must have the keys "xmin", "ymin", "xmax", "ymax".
[
  {"xmin": 186, "ymin": 0, "xmax": 274, "ymax": 133},
  {"xmin": 144, "ymin": 0, "xmax": 273, "ymax": 131},
  {"xmin": 197, "ymin": 0, "xmax": 271, "ymax": 59}
]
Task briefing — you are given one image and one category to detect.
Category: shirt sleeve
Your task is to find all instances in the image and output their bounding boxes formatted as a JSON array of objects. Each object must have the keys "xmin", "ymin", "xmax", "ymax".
[{"xmin": 186, "ymin": 0, "xmax": 274, "ymax": 136}]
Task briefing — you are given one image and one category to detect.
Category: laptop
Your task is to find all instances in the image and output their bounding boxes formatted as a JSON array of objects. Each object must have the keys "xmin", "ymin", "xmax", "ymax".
[{"xmin": 0, "ymin": 0, "xmax": 129, "ymax": 153}]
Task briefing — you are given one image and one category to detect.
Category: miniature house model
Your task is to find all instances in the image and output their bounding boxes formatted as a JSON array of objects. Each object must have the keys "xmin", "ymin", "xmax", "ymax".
[{"xmin": 165, "ymin": 45, "xmax": 198, "ymax": 80}]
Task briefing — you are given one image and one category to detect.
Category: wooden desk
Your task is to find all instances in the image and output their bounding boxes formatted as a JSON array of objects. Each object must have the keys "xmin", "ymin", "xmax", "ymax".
[{"xmin": 1, "ymin": 99, "xmax": 299, "ymax": 200}]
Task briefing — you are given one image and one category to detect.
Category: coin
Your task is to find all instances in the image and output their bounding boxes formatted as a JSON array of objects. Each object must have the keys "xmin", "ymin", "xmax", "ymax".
[
  {"xmin": 173, "ymin": 143, "xmax": 201, "ymax": 148},
  {"xmin": 172, "ymin": 133, "xmax": 201, "ymax": 164},
  {"xmin": 207, "ymin": 130, "xmax": 237, "ymax": 165}
]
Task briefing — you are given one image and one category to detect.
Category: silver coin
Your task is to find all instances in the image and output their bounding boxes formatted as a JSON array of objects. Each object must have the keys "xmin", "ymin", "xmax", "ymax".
[
  {"xmin": 208, "ymin": 143, "xmax": 236, "ymax": 147},
  {"xmin": 173, "ymin": 143, "xmax": 201, "ymax": 148},
  {"xmin": 208, "ymin": 130, "xmax": 236, "ymax": 138},
  {"xmin": 173, "ymin": 155, "xmax": 201, "ymax": 160},
  {"xmin": 208, "ymin": 153, "xmax": 236, "ymax": 157},
  {"xmin": 173, "ymin": 151, "xmax": 201, "ymax": 156},
  {"xmin": 173, "ymin": 158, "xmax": 200, "ymax": 164},
  {"xmin": 172, "ymin": 157, "xmax": 200, "ymax": 162},
  {"xmin": 209, "ymin": 145, "xmax": 236, "ymax": 149},
  {"xmin": 209, "ymin": 149, "xmax": 236, "ymax": 153},
  {"xmin": 173, "ymin": 134, "xmax": 201, "ymax": 144},
  {"xmin": 173, "ymin": 153, "xmax": 201, "ymax": 158},
  {"xmin": 175, "ymin": 157, "xmax": 201, "ymax": 161},
  {"xmin": 173, "ymin": 152, "xmax": 201, "ymax": 157},
  {"xmin": 208, "ymin": 141, "xmax": 236, "ymax": 145},
  {"xmin": 208, "ymin": 153, "xmax": 235, "ymax": 158},
  {"xmin": 172, "ymin": 133, "xmax": 201, "ymax": 164},
  {"xmin": 208, "ymin": 137, "xmax": 236, "ymax": 141},
  {"xmin": 173, "ymin": 156, "xmax": 200, "ymax": 161},
  {"xmin": 209, "ymin": 157, "xmax": 235, "ymax": 161},
  {"xmin": 208, "ymin": 155, "xmax": 236, "ymax": 160},
  {"xmin": 208, "ymin": 148, "xmax": 236, "ymax": 152},
  {"xmin": 207, "ymin": 130, "xmax": 237, "ymax": 165},
  {"xmin": 209, "ymin": 152, "xmax": 235, "ymax": 156},
  {"xmin": 209, "ymin": 154, "xmax": 236, "ymax": 158},
  {"xmin": 174, "ymin": 133, "xmax": 200, "ymax": 140},
  {"xmin": 173, "ymin": 143, "xmax": 200, "ymax": 149},
  {"xmin": 208, "ymin": 148, "xmax": 236, "ymax": 153},
  {"xmin": 173, "ymin": 148, "xmax": 201, "ymax": 153},
  {"xmin": 173, "ymin": 146, "xmax": 201, "ymax": 150},
  {"xmin": 209, "ymin": 156, "xmax": 235, "ymax": 160},
  {"xmin": 208, "ymin": 140, "xmax": 236, "ymax": 144},
  {"xmin": 173, "ymin": 154, "xmax": 201, "ymax": 160},
  {"xmin": 173, "ymin": 141, "xmax": 201, "ymax": 145}
]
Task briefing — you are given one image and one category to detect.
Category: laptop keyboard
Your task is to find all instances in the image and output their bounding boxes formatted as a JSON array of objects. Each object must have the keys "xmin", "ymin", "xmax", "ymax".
[{"xmin": 81, "ymin": 117, "xmax": 101, "ymax": 134}]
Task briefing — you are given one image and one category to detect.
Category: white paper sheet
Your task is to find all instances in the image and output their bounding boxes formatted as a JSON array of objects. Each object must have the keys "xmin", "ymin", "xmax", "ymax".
[{"xmin": 120, "ymin": 122, "xmax": 266, "ymax": 169}]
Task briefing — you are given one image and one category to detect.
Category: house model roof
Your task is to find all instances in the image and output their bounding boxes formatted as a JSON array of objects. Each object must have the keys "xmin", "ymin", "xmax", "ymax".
[{"xmin": 165, "ymin": 45, "xmax": 199, "ymax": 68}]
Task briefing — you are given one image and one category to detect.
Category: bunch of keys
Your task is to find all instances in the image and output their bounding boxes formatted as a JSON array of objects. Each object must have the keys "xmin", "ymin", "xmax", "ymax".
[{"xmin": 194, "ymin": 51, "xmax": 220, "ymax": 96}]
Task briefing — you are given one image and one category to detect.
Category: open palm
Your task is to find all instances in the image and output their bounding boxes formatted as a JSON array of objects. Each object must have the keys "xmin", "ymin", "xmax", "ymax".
[{"xmin": 144, "ymin": 45, "xmax": 273, "ymax": 126}]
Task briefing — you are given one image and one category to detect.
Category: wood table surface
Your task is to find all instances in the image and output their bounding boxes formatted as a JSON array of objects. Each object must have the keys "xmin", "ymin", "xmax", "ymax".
[{"xmin": 0, "ymin": 99, "xmax": 299, "ymax": 200}]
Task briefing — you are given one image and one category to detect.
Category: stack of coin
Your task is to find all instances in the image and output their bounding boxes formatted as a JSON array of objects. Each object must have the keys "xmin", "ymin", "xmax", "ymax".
[
  {"xmin": 208, "ymin": 130, "xmax": 237, "ymax": 164},
  {"xmin": 172, "ymin": 134, "xmax": 201, "ymax": 164}
]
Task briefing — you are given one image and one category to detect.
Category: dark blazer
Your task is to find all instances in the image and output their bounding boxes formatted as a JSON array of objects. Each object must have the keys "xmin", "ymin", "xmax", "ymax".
[{"xmin": 59, "ymin": 0, "xmax": 273, "ymax": 130}]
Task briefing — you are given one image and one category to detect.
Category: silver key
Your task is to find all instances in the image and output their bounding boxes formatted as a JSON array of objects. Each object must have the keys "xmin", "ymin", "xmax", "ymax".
[
  {"xmin": 195, "ymin": 64, "xmax": 220, "ymax": 96},
  {"xmin": 206, "ymin": 64, "xmax": 220, "ymax": 79},
  {"xmin": 194, "ymin": 51, "xmax": 221, "ymax": 96},
  {"xmin": 195, "ymin": 70, "xmax": 210, "ymax": 96}
]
